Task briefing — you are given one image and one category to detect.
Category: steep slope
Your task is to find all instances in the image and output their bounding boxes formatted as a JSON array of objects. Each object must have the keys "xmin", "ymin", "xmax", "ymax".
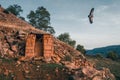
[{"xmin": 0, "ymin": 6, "xmax": 115, "ymax": 80}]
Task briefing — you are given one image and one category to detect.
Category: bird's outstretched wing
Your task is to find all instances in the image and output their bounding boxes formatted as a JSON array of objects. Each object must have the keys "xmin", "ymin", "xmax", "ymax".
[{"xmin": 88, "ymin": 8, "xmax": 94, "ymax": 24}]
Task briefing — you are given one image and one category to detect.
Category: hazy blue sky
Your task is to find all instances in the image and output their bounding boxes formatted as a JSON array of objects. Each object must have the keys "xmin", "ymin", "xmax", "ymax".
[{"xmin": 0, "ymin": 0, "xmax": 120, "ymax": 49}]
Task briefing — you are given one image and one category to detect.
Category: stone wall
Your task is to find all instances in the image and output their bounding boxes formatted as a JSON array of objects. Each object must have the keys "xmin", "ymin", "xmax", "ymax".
[
  {"xmin": 25, "ymin": 34, "xmax": 54, "ymax": 59},
  {"xmin": 43, "ymin": 34, "xmax": 54, "ymax": 60},
  {"xmin": 25, "ymin": 34, "xmax": 36, "ymax": 57}
]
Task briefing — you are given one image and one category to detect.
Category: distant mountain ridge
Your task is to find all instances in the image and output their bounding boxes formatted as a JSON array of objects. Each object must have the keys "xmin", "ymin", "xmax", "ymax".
[{"xmin": 86, "ymin": 45, "xmax": 120, "ymax": 56}]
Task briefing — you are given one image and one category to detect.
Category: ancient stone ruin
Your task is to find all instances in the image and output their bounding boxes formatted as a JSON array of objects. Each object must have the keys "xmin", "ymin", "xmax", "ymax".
[{"xmin": 25, "ymin": 33, "xmax": 53, "ymax": 59}]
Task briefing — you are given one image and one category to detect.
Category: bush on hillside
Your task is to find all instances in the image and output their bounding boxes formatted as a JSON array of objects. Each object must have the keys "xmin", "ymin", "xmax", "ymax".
[{"xmin": 107, "ymin": 51, "xmax": 119, "ymax": 60}]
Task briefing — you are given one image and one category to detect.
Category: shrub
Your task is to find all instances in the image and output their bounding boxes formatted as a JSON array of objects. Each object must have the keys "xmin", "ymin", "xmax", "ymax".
[
  {"xmin": 107, "ymin": 51, "xmax": 119, "ymax": 60},
  {"xmin": 0, "ymin": 74, "xmax": 13, "ymax": 80},
  {"xmin": 76, "ymin": 44, "xmax": 86, "ymax": 55},
  {"xmin": 41, "ymin": 63, "xmax": 65, "ymax": 70},
  {"xmin": 95, "ymin": 53, "xmax": 104, "ymax": 58}
]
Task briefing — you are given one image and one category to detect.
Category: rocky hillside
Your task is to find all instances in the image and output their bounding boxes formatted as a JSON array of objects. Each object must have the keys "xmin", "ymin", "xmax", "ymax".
[
  {"xmin": 0, "ymin": 6, "xmax": 116, "ymax": 80},
  {"xmin": 86, "ymin": 55, "xmax": 120, "ymax": 80}
]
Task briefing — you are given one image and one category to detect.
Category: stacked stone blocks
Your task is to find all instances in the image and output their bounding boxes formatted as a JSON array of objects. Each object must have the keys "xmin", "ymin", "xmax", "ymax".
[
  {"xmin": 25, "ymin": 34, "xmax": 53, "ymax": 59},
  {"xmin": 43, "ymin": 34, "xmax": 53, "ymax": 59}
]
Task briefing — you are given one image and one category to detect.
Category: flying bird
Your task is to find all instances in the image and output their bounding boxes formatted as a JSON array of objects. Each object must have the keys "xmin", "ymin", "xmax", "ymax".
[{"xmin": 88, "ymin": 8, "xmax": 94, "ymax": 24}]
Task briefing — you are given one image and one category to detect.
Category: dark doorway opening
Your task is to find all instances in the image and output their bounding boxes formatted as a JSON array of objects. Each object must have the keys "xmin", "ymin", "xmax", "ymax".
[{"xmin": 34, "ymin": 34, "xmax": 43, "ymax": 57}]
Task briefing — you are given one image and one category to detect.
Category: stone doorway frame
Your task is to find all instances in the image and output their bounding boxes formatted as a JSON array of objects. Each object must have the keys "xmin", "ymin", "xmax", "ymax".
[{"xmin": 25, "ymin": 33, "xmax": 54, "ymax": 59}]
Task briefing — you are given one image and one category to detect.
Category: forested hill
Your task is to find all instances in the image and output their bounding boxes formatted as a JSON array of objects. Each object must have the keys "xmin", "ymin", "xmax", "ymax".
[{"xmin": 86, "ymin": 45, "xmax": 120, "ymax": 56}]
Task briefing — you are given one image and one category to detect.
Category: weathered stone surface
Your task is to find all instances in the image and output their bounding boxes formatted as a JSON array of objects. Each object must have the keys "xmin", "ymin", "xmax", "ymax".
[
  {"xmin": 8, "ymin": 49, "xmax": 14, "ymax": 57},
  {"xmin": 43, "ymin": 34, "xmax": 54, "ymax": 60},
  {"xmin": 52, "ymin": 55, "xmax": 61, "ymax": 63},
  {"xmin": 23, "ymin": 63, "xmax": 30, "ymax": 74},
  {"xmin": 11, "ymin": 45, "xmax": 18, "ymax": 52},
  {"xmin": 25, "ymin": 34, "xmax": 36, "ymax": 57},
  {"xmin": 82, "ymin": 66, "xmax": 99, "ymax": 78},
  {"xmin": 92, "ymin": 76, "xmax": 103, "ymax": 80},
  {"xmin": 4, "ymin": 69, "xmax": 9, "ymax": 76}
]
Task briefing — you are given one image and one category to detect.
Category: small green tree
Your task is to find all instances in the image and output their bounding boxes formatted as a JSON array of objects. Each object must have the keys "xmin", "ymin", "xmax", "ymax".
[
  {"xmin": 6, "ymin": 4, "xmax": 25, "ymax": 20},
  {"xmin": 6, "ymin": 4, "xmax": 23, "ymax": 16},
  {"xmin": 68, "ymin": 40, "xmax": 76, "ymax": 48},
  {"xmin": 107, "ymin": 51, "xmax": 119, "ymax": 60},
  {"xmin": 57, "ymin": 33, "xmax": 76, "ymax": 48},
  {"xmin": 27, "ymin": 6, "xmax": 55, "ymax": 34},
  {"xmin": 76, "ymin": 44, "xmax": 86, "ymax": 55}
]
